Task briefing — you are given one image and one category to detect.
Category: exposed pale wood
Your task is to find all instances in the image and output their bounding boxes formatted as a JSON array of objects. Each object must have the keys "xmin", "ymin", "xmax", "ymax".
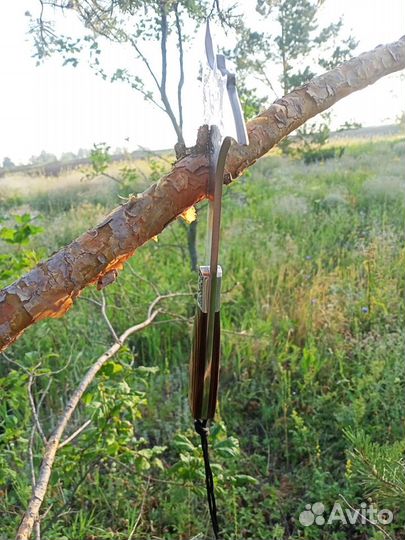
[{"xmin": 1, "ymin": 35, "xmax": 405, "ymax": 352}]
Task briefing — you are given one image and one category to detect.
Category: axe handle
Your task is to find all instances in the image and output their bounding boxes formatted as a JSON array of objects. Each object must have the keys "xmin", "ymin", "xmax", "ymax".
[{"xmin": 189, "ymin": 306, "xmax": 221, "ymax": 421}]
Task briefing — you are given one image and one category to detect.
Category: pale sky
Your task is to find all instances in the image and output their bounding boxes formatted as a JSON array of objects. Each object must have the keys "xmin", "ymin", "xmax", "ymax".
[{"xmin": 0, "ymin": 0, "xmax": 404, "ymax": 164}]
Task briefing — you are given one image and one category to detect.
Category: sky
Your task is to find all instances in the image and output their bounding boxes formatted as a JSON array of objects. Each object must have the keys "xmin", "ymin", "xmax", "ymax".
[{"xmin": 0, "ymin": 0, "xmax": 404, "ymax": 164}]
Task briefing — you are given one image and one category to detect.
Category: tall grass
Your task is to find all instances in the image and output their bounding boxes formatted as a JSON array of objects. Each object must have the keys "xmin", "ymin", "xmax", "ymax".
[{"xmin": 0, "ymin": 136, "xmax": 404, "ymax": 539}]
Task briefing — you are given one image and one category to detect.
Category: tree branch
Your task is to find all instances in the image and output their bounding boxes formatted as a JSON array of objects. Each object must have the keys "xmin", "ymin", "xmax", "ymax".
[
  {"xmin": 1, "ymin": 35, "xmax": 405, "ymax": 352},
  {"xmin": 174, "ymin": 2, "xmax": 185, "ymax": 132},
  {"xmin": 58, "ymin": 418, "xmax": 92, "ymax": 449},
  {"xmin": 158, "ymin": 2, "xmax": 184, "ymax": 144},
  {"xmin": 28, "ymin": 375, "xmax": 51, "ymax": 540},
  {"xmin": 15, "ymin": 291, "xmax": 175, "ymax": 540},
  {"xmin": 28, "ymin": 370, "xmax": 47, "ymax": 445},
  {"xmin": 100, "ymin": 291, "xmax": 120, "ymax": 343},
  {"xmin": 127, "ymin": 35, "xmax": 162, "ymax": 93},
  {"xmin": 128, "ymin": 475, "xmax": 151, "ymax": 540}
]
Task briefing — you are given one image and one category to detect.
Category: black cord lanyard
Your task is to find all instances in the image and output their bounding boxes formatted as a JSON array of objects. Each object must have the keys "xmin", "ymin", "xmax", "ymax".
[{"xmin": 194, "ymin": 419, "xmax": 220, "ymax": 539}]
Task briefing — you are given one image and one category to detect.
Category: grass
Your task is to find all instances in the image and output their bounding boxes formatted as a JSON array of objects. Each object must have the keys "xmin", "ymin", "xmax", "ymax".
[
  {"xmin": 0, "ymin": 135, "xmax": 404, "ymax": 540},
  {"xmin": 0, "ymin": 156, "xmax": 157, "ymax": 215}
]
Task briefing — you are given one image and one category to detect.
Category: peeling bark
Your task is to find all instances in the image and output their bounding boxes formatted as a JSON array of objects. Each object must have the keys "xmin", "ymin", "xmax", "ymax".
[{"xmin": 1, "ymin": 35, "xmax": 405, "ymax": 352}]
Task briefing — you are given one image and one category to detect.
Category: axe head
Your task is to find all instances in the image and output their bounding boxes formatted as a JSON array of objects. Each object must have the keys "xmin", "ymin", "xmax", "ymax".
[{"xmin": 204, "ymin": 20, "xmax": 248, "ymax": 147}]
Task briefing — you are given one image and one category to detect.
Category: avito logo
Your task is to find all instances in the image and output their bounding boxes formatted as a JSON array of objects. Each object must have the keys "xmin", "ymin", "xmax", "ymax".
[{"xmin": 299, "ymin": 501, "xmax": 393, "ymax": 527}]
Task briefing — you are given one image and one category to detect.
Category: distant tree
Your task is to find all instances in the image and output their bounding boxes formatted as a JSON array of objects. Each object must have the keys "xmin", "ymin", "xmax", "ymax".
[
  {"xmin": 2, "ymin": 157, "xmax": 15, "ymax": 169},
  {"xmin": 60, "ymin": 151, "xmax": 76, "ymax": 163},
  {"xmin": 337, "ymin": 120, "xmax": 363, "ymax": 132},
  {"xmin": 397, "ymin": 111, "xmax": 405, "ymax": 132},
  {"xmin": 30, "ymin": 150, "xmax": 57, "ymax": 165},
  {"xmin": 270, "ymin": 0, "xmax": 358, "ymax": 94},
  {"xmin": 231, "ymin": 0, "xmax": 358, "ymax": 117},
  {"xmin": 77, "ymin": 148, "xmax": 90, "ymax": 159}
]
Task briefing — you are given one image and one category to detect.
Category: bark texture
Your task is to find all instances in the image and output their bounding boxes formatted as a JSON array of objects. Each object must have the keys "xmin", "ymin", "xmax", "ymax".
[{"xmin": 1, "ymin": 35, "xmax": 405, "ymax": 351}]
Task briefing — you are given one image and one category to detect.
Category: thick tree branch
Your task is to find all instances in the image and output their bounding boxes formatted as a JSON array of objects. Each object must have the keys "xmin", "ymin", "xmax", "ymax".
[{"xmin": 1, "ymin": 35, "xmax": 405, "ymax": 352}]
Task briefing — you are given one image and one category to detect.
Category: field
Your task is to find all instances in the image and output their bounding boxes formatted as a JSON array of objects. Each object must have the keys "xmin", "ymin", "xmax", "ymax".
[{"xmin": 1, "ymin": 135, "xmax": 405, "ymax": 539}]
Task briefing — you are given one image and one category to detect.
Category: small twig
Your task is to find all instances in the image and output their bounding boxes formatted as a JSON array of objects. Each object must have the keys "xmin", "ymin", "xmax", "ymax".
[
  {"xmin": 102, "ymin": 172, "xmax": 124, "ymax": 185},
  {"xmin": 100, "ymin": 291, "xmax": 120, "ymax": 343},
  {"xmin": 37, "ymin": 378, "xmax": 52, "ymax": 416},
  {"xmin": 169, "ymin": 226, "xmax": 187, "ymax": 260},
  {"xmin": 3, "ymin": 351, "xmax": 74, "ymax": 377},
  {"xmin": 152, "ymin": 317, "xmax": 189, "ymax": 325},
  {"xmin": 128, "ymin": 476, "xmax": 151, "ymax": 540},
  {"xmin": 222, "ymin": 329, "xmax": 262, "ymax": 339},
  {"xmin": 339, "ymin": 494, "xmax": 394, "ymax": 540},
  {"xmin": 159, "ymin": 309, "xmax": 192, "ymax": 323},
  {"xmin": 256, "ymin": 64, "xmax": 279, "ymax": 100},
  {"xmin": 81, "ymin": 291, "xmax": 120, "ymax": 342},
  {"xmin": 127, "ymin": 37, "xmax": 162, "ymax": 95},
  {"xmin": 38, "ymin": 0, "xmax": 45, "ymax": 46},
  {"xmin": 39, "ymin": 504, "xmax": 53, "ymax": 523},
  {"xmin": 59, "ymin": 419, "xmax": 92, "ymax": 449},
  {"xmin": 28, "ymin": 369, "xmax": 47, "ymax": 445},
  {"xmin": 79, "ymin": 296, "xmax": 101, "ymax": 307},
  {"xmin": 136, "ymin": 144, "xmax": 172, "ymax": 165},
  {"xmin": 126, "ymin": 265, "xmax": 160, "ymax": 295},
  {"xmin": 43, "ymin": 353, "xmax": 74, "ymax": 376},
  {"xmin": 2, "ymin": 353, "xmax": 27, "ymax": 371},
  {"xmin": 147, "ymin": 292, "xmax": 193, "ymax": 319}
]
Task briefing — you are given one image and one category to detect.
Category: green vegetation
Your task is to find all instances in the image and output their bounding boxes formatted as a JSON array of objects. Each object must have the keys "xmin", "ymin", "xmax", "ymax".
[
  {"xmin": 279, "ymin": 115, "xmax": 346, "ymax": 165},
  {"xmin": 1, "ymin": 136, "xmax": 404, "ymax": 539}
]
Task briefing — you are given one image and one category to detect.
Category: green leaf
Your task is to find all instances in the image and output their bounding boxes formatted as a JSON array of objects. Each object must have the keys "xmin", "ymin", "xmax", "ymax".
[
  {"xmin": 102, "ymin": 361, "xmax": 123, "ymax": 377},
  {"xmin": 173, "ymin": 434, "xmax": 196, "ymax": 453},
  {"xmin": 0, "ymin": 228, "xmax": 15, "ymax": 242},
  {"xmin": 233, "ymin": 474, "xmax": 259, "ymax": 486},
  {"xmin": 153, "ymin": 458, "xmax": 164, "ymax": 470},
  {"xmin": 135, "ymin": 365, "xmax": 159, "ymax": 375},
  {"xmin": 214, "ymin": 436, "xmax": 240, "ymax": 458}
]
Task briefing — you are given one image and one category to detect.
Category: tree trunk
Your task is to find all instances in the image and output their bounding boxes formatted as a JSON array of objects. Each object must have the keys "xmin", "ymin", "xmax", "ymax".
[{"xmin": 1, "ymin": 35, "xmax": 404, "ymax": 352}]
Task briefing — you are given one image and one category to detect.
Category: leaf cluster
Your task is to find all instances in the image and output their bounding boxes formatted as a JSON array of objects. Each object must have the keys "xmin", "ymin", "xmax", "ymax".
[{"xmin": 0, "ymin": 213, "xmax": 44, "ymax": 285}]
